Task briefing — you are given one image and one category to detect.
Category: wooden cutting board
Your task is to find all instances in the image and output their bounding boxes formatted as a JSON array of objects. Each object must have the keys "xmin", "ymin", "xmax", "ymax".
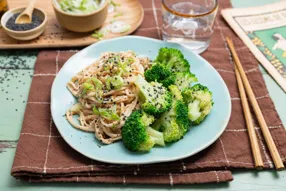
[{"xmin": 0, "ymin": 0, "xmax": 144, "ymax": 49}]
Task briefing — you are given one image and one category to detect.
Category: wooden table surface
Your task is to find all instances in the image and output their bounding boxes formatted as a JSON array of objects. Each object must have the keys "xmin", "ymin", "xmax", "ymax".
[{"xmin": 1, "ymin": 0, "xmax": 286, "ymax": 190}]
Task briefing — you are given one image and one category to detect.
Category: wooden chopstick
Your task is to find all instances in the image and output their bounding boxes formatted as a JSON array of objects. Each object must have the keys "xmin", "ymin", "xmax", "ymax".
[
  {"xmin": 234, "ymin": 64, "xmax": 264, "ymax": 169},
  {"xmin": 226, "ymin": 37, "xmax": 285, "ymax": 170}
]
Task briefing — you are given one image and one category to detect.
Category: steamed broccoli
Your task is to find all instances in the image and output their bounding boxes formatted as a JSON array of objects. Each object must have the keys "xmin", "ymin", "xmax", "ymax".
[
  {"xmin": 156, "ymin": 47, "xmax": 190, "ymax": 73},
  {"xmin": 144, "ymin": 62, "xmax": 176, "ymax": 87},
  {"xmin": 182, "ymin": 84, "xmax": 214, "ymax": 125},
  {"xmin": 122, "ymin": 110, "xmax": 165, "ymax": 152},
  {"xmin": 153, "ymin": 85, "xmax": 189, "ymax": 142},
  {"xmin": 135, "ymin": 75, "xmax": 172, "ymax": 115},
  {"xmin": 174, "ymin": 72, "xmax": 198, "ymax": 91}
]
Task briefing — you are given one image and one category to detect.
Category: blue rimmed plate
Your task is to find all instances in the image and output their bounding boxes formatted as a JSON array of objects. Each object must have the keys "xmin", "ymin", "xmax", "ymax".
[{"xmin": 51, "ymin": 36, "xmax": 231, "ymax": 164}]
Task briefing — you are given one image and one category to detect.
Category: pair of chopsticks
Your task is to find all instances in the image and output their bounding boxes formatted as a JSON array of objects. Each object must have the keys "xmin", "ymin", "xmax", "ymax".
[{"xmin": 226, "ymin": 37, "xmax": 284, "ymax": 170}]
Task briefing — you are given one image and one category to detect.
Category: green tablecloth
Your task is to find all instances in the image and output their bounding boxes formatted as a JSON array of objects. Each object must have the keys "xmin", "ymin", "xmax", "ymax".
[{"xmin": 1, "ymin": 0, "xmax": 286, "ymax": 190}]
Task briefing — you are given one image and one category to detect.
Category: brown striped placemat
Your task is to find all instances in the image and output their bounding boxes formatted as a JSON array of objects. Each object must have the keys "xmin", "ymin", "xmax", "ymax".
[{"xmin": 11, "ymin": 0, "xmax": 286, "ymax": 185}]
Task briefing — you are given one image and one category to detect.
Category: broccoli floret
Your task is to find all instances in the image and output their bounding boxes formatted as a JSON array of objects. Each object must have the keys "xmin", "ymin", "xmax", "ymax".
[
  {"xmin": 144, "ymin": 62, "xmax": 176, "ymax": 87},
  {"xmin": 156, "ymin": 47, "xmax": 190, "ymax": 73},
  {"xmin": 153, "ymin": 85, "xmax": 189, "ymax": 142},
  {"xmin": 160, "ymin": 75, "xmax": 176, "ymax": 88},
  {"xmin": 182, "ymin": 84, "xmax": 214, "ymax": 125},
  {"xmin": 169, "ymin": 84, "xmax": 183, "ymax": 100},
  {"xmin": 122, "ymin": 110, "xmax": 165, "ymax": 152},
  {"xmin": 174, "ymin": 72, "xmax": 198, "ymax": 91},
  {"xmin": 135, "ymin": 75, "xmax": 172, "ymax": 115}
]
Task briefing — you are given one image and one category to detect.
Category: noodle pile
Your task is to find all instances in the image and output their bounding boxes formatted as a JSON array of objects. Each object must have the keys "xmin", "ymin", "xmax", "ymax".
[{"xmin": 66, "ymin": 51, "xmax": 151, "ymax": 144}]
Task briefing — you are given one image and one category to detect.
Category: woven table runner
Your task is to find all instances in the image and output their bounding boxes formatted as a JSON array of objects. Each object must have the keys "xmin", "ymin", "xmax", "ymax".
[{"xmin": 11, "ymin": 0, "xmax": 286, "ymax": 185}]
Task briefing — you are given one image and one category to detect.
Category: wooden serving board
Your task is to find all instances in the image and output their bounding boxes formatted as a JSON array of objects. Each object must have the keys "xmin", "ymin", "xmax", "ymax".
[{"xmin": 0, "ymin": 0, "xmax": 144, "ymax": 49}]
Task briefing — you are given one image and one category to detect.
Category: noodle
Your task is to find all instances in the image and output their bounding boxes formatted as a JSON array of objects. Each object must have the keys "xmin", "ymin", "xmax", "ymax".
[{"xmin": 66, "ymin": 51, "xmax": 151, "ymax": 144}]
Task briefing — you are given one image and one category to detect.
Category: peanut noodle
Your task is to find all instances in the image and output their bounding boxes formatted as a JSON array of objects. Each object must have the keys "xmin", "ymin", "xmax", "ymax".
[{"xmin": 66, "ymin": 51, "xmax": 151, "ymax": 144}]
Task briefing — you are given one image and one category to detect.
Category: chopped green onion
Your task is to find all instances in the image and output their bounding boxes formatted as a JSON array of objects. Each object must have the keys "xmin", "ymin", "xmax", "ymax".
[
  {"xmin": 91, "ymin": 77, "xmax": 103, "ymax": 90},
  {"xmin": 106, "ymin": 76, "xmax": 112, "ymax": 90},
  {"xmin": 70, "ymin": 103, "xmax": 83, "ymax": 112},
  {"xmin": 107, "ymin": 57, "xmax": 115, "ymax": 63},
  {"xmin": 59, "ymin": 0, "xmax": 101, "ymax": 14},
  {"xmin": 118, "ymin": 60, "xmax": 129, "ymax": 73},
  {"xmin": 115, "ymin": 56, "xmax": 131, "ymax": 75},
  {"xmin": 82, "ymin": 83, "xmax": 94, "ymax": 94},
  {"xmin": 98, "ymin": 108, "xmax": 110, "ymax": 117},
  {"xmin": 104, "ymin": 63, "xmax": 113, "ymax": 71},
  {"xmin": 109, "ymin": 113, "xmax": 120, "ymax": 120},
  {"xmin": 110, "ymin": 21, "xmax": 131, "ymax": 34},
  {"xmin": 113, "ymin": 12, "xmax": 123, "ymax": 18},
  {"xmin": 91, "ymin": 31, "xmax": 104, "ymax": 39},
  {"xmin": 105, "ymin": 75, "xmax": 123, "ymax": 90},
  {"xmin": 98, "ymin": 108, "xmax": 120, "ymax": 121},
  {"xmin": 115, "ymin": 55, "xmax": 122, "ymax": 63},
  {"xmin": 91, "ymin": 25, "xmax": 111, "ymax": 39},
  {"xmin": 126, "ymin": 57, "xmax": 134, "ymax": 64},
  {"xmin": 92, "ymin": 105, "xmax": 99, "ymax": 115},
  {"xmin": 82, "ymin": 82, "xmax": 94, "ymax": 89},
  {"xmin": 130, "ymin": 51, "xmax": 136, "ymax": 56},
  {"xmin": 110, "ymin": 0, "xmax": 120, "ymax": 7},
  {"xmin": 110, "ymin": 104, "xmax": 117, "ymax": 113},
  {"xmin": 81, "ymin": 82, "xmax": 94, "ymax": 96},
  {"xmin": 110, "ymin": 75, "xmax": 124, "ymax": 89}
]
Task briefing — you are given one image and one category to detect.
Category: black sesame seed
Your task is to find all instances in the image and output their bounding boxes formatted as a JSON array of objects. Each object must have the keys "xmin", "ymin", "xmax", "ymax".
[{"xmin": 6, "ymin": 13, "xmax": 43, "ymax": 31}]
